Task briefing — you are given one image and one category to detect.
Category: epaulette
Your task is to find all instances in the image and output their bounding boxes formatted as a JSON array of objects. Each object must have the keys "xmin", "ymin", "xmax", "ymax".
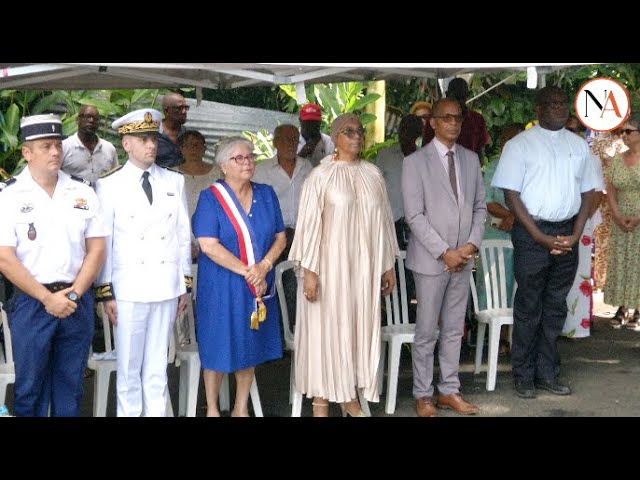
[
  {"xmin": 99, "ymin": 164, "xmax": 123, "ymax": 178},
  {"xmin": 70, "ymin": 174, "xmax": 92, "ymax": 186},
  {"xmin": 159, "ymin": 165, "xmax": 183, "ymax": 175},
  {"xmin": 0, "ymin": 177, "xmax": 17, "ymax": 192}
]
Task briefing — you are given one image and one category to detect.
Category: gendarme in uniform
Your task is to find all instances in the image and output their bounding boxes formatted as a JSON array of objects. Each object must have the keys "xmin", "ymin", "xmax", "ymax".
[
  {"xmin": 95, "ymin": 108, "xmax": 192, "ymax": 417},
  {"xmin": 0, "ymin": 114, "xmax": 107, "ymax": 416}
]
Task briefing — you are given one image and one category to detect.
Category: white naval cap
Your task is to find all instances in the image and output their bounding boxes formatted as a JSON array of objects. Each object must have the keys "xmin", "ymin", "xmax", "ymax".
[
  {"xmin": 111, "ymin": 108, "xmax": 161, "ymax": 136},
  {"xmin": 20, "ymin": 114, "xmax": 63, "ymax": 142}
]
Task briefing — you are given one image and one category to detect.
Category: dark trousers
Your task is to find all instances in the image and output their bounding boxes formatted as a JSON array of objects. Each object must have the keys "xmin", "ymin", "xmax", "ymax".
[
  {"xmin": 4, "ymin": 291, "xmax": 94, "ymax": 416},
  {"xmin": 511, "ymin": 218, "xmax": 578, "ymax": 384},
  {"xmin": 396, "ymin": 218, "xmax": 417, "ymax": 321},
  {"xmin": 277, "ymin": 228, "xmax": 297, "ymax": 330}
]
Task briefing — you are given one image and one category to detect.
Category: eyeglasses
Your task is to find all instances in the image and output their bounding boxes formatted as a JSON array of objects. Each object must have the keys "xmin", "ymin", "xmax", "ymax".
[
  {"xmin": 432, "ymin": 114, "xmax": 464, "ymax": 124},
  {"xmin": 78, "ymin": 114, "xmax": 99, "ymax": 120},
  {"xmin": 229, "ymin": 154, "xmax": 257, "ymax": 165},
  {"xmin": 167, "ymin": 105, "xmax": 190, "ymax": 112},
  {"xmin": 618, "ymin": 129, "xmax": 639, "ymax": 136},
  {"xmin": 340, "ymin": 127, "xmax": 366, "ymax": 138},
  {"xmin": 541, "ymin": 101, "xmax": 568, "ymax": 109}
]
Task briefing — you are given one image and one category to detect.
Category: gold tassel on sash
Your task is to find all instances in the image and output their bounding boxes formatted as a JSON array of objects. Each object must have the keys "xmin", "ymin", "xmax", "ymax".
[{"xmin": 250, "ymin": 297, "xmax": 268, "ymax": 330}]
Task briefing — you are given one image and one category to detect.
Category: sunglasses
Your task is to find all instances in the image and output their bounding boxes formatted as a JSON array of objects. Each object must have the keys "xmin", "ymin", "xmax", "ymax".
[
  {"xmin": 432, "ymin": 114, "xmax": 464, "ymax": 124},
  {"xmin": 340, "ymin": 127, "xmax": 366, "ymax": 138},
  {"xmin": 618, "ymin": 129, "xmax": 639, "ymax": 136}
]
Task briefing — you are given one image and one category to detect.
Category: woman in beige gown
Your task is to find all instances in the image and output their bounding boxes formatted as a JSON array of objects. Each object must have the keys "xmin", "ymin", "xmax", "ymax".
[{"xmin": 288, "ymin": 113, "xmax": 399, "ymax": 417}]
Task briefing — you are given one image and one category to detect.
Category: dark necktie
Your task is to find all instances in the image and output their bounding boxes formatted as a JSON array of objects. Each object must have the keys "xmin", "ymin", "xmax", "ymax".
[
  {"xmin": 141, "ymin": 171, "xmax": 153, "ymax": 205},
  {"xmin": 447, "ymin": 150, "xmax": 458, "ymax": 203}
]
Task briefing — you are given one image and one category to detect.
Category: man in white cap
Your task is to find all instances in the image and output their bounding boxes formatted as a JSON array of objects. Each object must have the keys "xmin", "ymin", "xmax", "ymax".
[
  {"xmin": 95, "ymin": 108, "xmax": 192, "ymax": 417},
  {"xmin": 0, "ymin": 114, "xmax": 107, "ymax": 416},
  {"xmin": 297, "ymin": 103, "xmax": 335, "ymax": 167}
]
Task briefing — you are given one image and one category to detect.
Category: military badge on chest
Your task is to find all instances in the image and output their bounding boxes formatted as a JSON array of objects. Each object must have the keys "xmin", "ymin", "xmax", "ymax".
[
  {"xmin": 28, "ymin": 223, "xmax": 37, "ymax": 241},
  {"xmin": 74, "ymin": 198, "xmax": 89, "ymax": 210}
]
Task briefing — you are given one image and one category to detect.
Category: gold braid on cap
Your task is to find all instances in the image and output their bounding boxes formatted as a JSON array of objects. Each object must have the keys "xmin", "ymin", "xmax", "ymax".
[{"xmin": 117, "ymin": 111, "xmax": 159, "ymax": 135}]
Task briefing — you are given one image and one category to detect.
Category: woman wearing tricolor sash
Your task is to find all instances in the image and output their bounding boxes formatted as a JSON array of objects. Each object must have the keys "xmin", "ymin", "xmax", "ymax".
[{"xmin": 192, "ymin": 137, "xmax": 286, "ymax": 417}]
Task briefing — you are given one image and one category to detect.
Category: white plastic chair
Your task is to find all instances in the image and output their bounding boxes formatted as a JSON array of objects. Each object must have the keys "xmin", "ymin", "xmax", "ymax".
[
  {"xmin": 0, "ymin": 303, "xmax": 15, "ymax": 405},
  {"xmin": 276, "ymin": 261, "xmax": 371, "ymax": 417},
  {"xmin": 380, "ymin": 250, "xmax": 414, "ymax": 414},
  {"xmin": 88, "ymin": 303, "xmax": 175, "ymax": 416},
  {"xmin": 470, "ymin": 239, "xmax": 515, "ymax": 391},
  {"xmin": 174, "ymin": 265, "xmax": 201, "ymax": 417}
]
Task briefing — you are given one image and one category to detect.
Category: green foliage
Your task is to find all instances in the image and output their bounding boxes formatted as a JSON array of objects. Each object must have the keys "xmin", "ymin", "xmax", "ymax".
[
  {"xmin": 0, "ymin": 88, "xmax": 175, "ymax": 175},
  {"xmin": 362, "ymin": 138, "xmax": 397, "ymax": 161},
  {"xmin": 278, "ymin": 82, "xmax": 381, "ymax": 132},
  {"xmin": 386, "ymin": 78, "xmax": 439, "ymax": 115},
  {"xmin": 241, "ymin": 129, "xmax": 275, "ymax": 162}
]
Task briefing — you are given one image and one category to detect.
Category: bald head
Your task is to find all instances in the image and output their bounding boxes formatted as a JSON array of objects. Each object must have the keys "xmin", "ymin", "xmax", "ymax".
[{"xmin": 162, "ymin": 93, "xmax": 186, "ymax": 110}]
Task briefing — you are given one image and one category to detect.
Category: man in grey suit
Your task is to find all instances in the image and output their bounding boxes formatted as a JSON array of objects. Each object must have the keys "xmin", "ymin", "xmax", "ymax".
[{"xmin": 402, "ymin": 98, "xmax": 486, "ymax": 417}]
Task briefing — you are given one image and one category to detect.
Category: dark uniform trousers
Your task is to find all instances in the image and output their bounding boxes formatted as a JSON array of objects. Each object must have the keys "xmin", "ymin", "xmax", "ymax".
[
  {"xmin": 4, "ymin": 290, "xmax": 94, "ymax": 416},
  {"xmin": 511, "ymin": 218, "xmax": 578, "ymax": 384}
]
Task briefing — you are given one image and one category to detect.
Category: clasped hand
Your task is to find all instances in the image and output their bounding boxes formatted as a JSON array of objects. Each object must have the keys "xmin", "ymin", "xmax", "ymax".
[
  {"xmin": 539, "ymin": 234, "xmax": 576, "ymax": 255},
  {"xmin": 615, "ymin": 215, "xmax": 640, "ymax": 233},
  {"xmin": 244, "ymin": 263, "xmax": 268, "ymax": 296},
  {"xmin": 443, "ymin": 245, "xmax": 474, "ymax": 273},
  {"xmin": 43, "ymin": 287, "xmax": 77, "ymax": 319}
]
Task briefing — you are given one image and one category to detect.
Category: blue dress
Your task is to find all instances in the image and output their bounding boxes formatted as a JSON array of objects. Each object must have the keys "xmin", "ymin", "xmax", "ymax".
[{"xmin": 192, "ymin": 181, "xmax": 284, "ymax": 372}]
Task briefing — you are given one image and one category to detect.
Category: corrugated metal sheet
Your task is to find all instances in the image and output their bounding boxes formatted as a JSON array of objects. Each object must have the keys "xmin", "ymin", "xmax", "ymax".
[{"xmin": 180, "ymin": 97, "xmax": 297, "ymax": 163}]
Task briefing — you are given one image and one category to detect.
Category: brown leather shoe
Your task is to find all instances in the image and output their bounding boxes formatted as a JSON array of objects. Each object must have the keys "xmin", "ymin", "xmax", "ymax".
[
  {"xmin": 415, "ymin": 397, "xmax": 437, "ymax": 417},
  {"xmin": 436, "ymin": 393, "xmax": 479, "ymax": 415}
]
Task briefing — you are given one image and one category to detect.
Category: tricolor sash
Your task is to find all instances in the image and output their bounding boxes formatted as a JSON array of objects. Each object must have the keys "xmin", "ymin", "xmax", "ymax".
[{"xmin": 210, "ymin": 181, "xmax": 274, "ymax": 329}]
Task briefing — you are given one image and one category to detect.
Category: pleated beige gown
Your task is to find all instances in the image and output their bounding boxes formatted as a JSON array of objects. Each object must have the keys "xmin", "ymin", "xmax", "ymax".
[{"xmin": 289, "ymin": 156, "xmax": 399, "ymax": 403}]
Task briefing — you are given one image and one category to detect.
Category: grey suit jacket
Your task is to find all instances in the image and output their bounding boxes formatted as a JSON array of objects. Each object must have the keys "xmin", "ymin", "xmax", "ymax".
[{"xmin": 401, "ymin": 140, "xmax": 486, "ymax": 276}]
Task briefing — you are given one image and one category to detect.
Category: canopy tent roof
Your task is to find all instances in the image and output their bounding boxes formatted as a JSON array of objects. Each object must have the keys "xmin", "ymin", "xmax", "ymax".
[{"xmin": 0, "ymin": 63, "xmax": 595, "ymax": 90}]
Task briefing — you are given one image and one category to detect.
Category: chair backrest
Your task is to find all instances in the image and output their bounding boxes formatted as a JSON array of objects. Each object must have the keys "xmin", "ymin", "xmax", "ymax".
[
  {"xmin": 0, "ymin": 303, "xmax": 13, "ymax": 365},
  {"xmin": 275, "ymin": 260, "xmax": 296, "ymax": 350},
  {"xmin": 469, "ymin": 239, "xmax": 515, "ymax": 314},
  {"xmin": 96, "ymin": 303, "xmax": 114, "ymax": 354},
  {"xmin": 383, "ymin": 251, "xmax": 410, "ymax": 326},
  {"xmin": 186, "ymin": 264, "xmax": 198, "ymax": 344}
]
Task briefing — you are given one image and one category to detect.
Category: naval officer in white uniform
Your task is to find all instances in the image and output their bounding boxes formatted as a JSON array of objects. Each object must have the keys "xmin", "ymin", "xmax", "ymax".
[
  {"xmin": 0, "ymin": 114, "xmax": 107, "ymax": 416},
  {"xmin": 95, "ymin": 108, "xmax": 192, "ymax": 417}
]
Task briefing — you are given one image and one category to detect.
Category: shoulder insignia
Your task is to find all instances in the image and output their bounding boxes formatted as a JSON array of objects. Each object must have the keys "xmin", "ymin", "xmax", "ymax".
[
  {"xmin": 0, "ymin": 177, "xmax": 17, "ymax": 192},
  {"xmin": 70, "ymin": 174, "xmax": 92, "ymax": 186},
  {"xmin": 159, "ymin": 165, "xmax": 183, "ymax": 175},
  {"xmin": 99, "ymin": 164, "xmax": 123, "ymax": 178}
]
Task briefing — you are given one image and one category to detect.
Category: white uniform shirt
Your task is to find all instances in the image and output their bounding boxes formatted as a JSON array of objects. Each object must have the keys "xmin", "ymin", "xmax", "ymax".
[
  {"xmin": 252, "ymin": 155, "xmax": 313, "ymax": 228},
  {"xmin": 492, "ymin": 125, "xmax": 602, "ymax": 222},
  {"xmin": 0, "ymin": 168, "xmax": 107, "ymax": 283},
  {"xmin": 297, "ymin": 132, "xmax": 335, "ymax": 167},
  {"xmin": 62, "ymin": 132, "xmax": 119, "ymax": 185},
  {"xmin": 95, "ymin": 161, "xmax": 192, "ymax": 302}
]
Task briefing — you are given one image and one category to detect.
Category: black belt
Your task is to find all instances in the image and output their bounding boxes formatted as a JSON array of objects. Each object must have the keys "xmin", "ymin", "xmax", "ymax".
[
  {"xmin": 534, "ymin": 216, "xmax": 575, "ymax": 228},
  {"xmin": 42, "ymin": 282, "xmax": 72, "ymax": 293}
]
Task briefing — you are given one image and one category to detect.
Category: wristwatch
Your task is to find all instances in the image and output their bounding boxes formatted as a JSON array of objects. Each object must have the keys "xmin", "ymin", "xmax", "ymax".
[{"xmin": 66, "ymin": 290, "xmax": 79, "ymax": 303}]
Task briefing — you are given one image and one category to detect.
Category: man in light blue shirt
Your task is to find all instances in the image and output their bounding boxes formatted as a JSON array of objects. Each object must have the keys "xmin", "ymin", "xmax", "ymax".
[{"xmin": 492, "ymin": 86, "xmax": 600, "ymax": 400}]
